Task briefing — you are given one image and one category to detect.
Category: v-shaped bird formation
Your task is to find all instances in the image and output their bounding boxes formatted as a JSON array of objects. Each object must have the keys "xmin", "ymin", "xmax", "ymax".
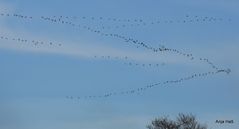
[{"xmin": 0, "ymin": 12, "xmax": 231, "ymax": 100}]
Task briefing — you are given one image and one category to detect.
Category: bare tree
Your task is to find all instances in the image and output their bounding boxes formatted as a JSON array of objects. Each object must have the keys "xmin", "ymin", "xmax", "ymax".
[{"xmin": 147, "ymin": 113, "xmax": 207, "ymax": 129}]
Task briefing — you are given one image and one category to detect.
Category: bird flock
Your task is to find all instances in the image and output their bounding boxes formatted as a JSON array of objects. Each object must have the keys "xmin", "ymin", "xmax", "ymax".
[
  {"xmin": 0, "ymin": 12, "xmax": 231, "ymax": 100},
  {"xmin": 49, "ymin": 15, "xmax": 231, "ymax": 30},
  {"xmin": 1, "ymin": 12, "xmax": 223, "ymax": 70},
  {"xmin": 0, "ymin": 35, "xmax": 62, "ymax": 47},
  {"xmin": 66, "ymin": 69, "xmax": 231, "ymax": 100}
]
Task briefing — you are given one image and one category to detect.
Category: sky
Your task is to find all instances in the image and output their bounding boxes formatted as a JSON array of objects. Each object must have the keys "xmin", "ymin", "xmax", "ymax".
[{"xmin": 0, "ymin": 0, "xmax": 239, "ymax": 129}]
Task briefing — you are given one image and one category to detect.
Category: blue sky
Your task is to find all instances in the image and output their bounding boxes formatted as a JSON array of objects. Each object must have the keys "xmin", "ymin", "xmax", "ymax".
[{"xmin": 0, "ymin": 0, "xmax": 239, "ymax": 129}]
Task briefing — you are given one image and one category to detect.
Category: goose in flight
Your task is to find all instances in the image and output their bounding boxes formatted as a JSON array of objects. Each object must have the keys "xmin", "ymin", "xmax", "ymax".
[{"xmin": 217, "ymin": 69, "xmax": 231, "ymax": 74}]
